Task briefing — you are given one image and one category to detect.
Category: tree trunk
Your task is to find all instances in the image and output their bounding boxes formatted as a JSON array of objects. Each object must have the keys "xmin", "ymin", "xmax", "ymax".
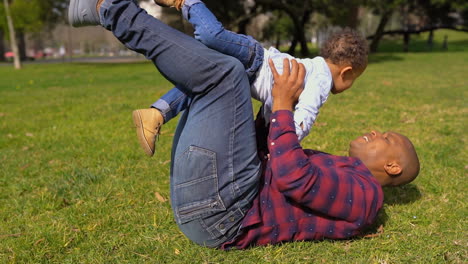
[
  {"xmin": 288, "ymin": 36, "xmax": 298, "ymax": 56},
  {"xmin": 427, "ymin": 29, "xmax": 434, "ymax": 51},
  {"xmin": 298, "ymin": 27, "xmax": 309, "ymax": 57},
  {"xmin": 347, "ymin": 6, "xmax": 360, "ymax": 29},
  {"xmin": 403, "ymin": 32, "xmax": 410, "ymax": 52},
  {"xmin": 299, "ymin": 10, "xmax": 311, "ymax": 57},
  {"xmin": 0, "ymin": 29, "xmax": 5, "ymax": 62},
  {"xmin": 3, "ymin": 0, "xmax": 21, "ymax": 69},
  {"xmin": 370, "ymin": 9, "xmax": 392, "ymax": 53},
  {"xmin": 17, "ymin": 30, "xmax": 27, "ymax": 60},
  {"xmin": 237, "ymin": 17, "xmax": 249, "ymax": 35},
  {"xmin": 287, "ymin": 10, "xmax": 311, "ymax": 57},
  {"xmin": 275, "ymin": 34, "xmax": 280, "ymax": 49}
]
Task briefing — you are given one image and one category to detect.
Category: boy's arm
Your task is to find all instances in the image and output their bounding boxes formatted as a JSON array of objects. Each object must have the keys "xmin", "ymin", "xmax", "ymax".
[{"xmin": 294, "ymin": 73, "xmax": 332, "ymax": 141}]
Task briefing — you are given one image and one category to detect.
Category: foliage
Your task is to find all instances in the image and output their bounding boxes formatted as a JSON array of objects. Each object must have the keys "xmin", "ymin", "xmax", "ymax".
[
  {"xmin": 0, "ymin": 0, "xmax": 67, "ymax": 34},
  {"xmin": 203, "ymin": 0, "xmax": 255, "ymax": 30},
  {"xmin": 0, "ymin": 29, "xmax": 467, "ymax": 263},
  {"xmin": 262, "ymin": 10, "xmax": 294, "ymax": 46}
]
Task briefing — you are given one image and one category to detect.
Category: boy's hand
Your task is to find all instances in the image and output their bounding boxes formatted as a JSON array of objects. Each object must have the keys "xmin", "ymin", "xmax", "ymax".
[{"xmin": 270, "ymin": 58, "xmax": 305, "ymax": 112}]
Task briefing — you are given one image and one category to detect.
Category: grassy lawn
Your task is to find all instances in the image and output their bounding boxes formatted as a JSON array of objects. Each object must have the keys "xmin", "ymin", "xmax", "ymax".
[{"xmin": 0, "ymin": 30, "xmax": 467, "ymax": 263}]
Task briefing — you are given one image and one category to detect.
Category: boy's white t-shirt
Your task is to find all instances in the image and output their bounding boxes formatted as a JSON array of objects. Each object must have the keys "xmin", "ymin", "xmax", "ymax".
[{"xmin": 251, "ymin": 47, "xmax": 333, "ymax": 141}]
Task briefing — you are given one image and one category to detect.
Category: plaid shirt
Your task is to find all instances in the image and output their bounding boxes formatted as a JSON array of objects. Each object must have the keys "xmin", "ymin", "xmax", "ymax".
[{"xmin": 222, "ymin": 110, "xmax": 383, "ymax": 249}]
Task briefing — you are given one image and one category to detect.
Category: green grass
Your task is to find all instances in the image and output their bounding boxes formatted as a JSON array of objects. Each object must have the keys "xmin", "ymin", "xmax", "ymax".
[{"xmin": 1, "ymin": 34, "xmax": 467, "ymax": 262}]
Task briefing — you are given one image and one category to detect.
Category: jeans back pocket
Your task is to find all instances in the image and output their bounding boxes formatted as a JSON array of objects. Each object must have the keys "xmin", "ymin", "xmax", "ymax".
[{"xmin": 173, "ymin": 145, "xmax": 226, "ymax": 224}]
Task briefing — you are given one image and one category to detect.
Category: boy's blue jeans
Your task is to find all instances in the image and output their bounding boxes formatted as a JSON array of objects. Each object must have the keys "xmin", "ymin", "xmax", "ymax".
[
  {"xmin": 152, "ymin": 0, "xmax": 264, "ymax": 122},
  {"xmin": 100, "ymin": 0, "xmax": 261, "ymax": 247}
]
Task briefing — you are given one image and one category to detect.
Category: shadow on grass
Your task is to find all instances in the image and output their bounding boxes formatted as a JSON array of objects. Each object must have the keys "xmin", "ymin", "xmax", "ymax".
[
  {"xmin": 383, "ymin": 183, "xmax": 422, "ymax": 205},
  {"xmin": 360, "ymin": 184, "xmax": 421, "ymax": 237},
  {"xmin": 368, "ymin": 53, "xmax": 405, "ymax": 64}
]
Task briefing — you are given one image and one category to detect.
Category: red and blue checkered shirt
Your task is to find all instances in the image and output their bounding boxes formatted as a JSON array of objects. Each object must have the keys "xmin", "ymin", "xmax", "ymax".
[{"xmin": 222, "ymin": 110, "xmax": 383, "ymax": 249}]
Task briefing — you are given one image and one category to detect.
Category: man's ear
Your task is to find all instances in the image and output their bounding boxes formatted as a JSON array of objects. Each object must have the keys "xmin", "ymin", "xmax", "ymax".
[{"xmin": 384, "ymin": 162, "xmax": 402, "ymax": 176}]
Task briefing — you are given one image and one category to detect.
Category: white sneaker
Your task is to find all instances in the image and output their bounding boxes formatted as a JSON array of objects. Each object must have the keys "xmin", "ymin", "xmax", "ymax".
[{"xmin": 68, "ymin": 0, "xmax": 101, "ymax": 27}]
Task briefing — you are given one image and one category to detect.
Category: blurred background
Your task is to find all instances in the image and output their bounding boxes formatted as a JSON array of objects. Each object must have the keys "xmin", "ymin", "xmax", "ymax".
[{"xmin": 0, "ymin": 0, "xmax": 467, "ymax": 63}]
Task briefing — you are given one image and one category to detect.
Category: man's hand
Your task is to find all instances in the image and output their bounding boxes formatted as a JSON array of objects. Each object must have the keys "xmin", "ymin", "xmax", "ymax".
[{"xmin": 270, "ymin": 58, "xmax": 306, "ymax": 112}]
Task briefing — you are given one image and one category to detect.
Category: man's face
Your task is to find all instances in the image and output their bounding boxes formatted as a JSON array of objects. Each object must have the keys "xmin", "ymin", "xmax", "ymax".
[{"xmin": 349, "ymin": 130, "xmax": 407, "ymax": 171}]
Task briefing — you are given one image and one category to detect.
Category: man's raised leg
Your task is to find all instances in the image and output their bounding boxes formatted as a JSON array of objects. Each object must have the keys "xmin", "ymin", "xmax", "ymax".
[{"xmin": 71, "ymin": 0, "xmax": 261, "ymax": 247}]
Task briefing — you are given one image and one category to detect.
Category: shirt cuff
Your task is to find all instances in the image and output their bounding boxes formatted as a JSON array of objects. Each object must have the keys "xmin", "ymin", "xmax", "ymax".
[{"xmin": 269, "ymin": 110, "xmax": 296, "ymax": 140}]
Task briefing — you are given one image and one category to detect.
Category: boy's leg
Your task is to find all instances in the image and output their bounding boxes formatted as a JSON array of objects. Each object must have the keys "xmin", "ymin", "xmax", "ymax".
[
  {"xmin": 134, "ymin": 87, "xmax": 190, "ymax": 157},
  {"xmin": 136, "ymin": 0, "xmax": 268, "ymax": 156},
  {"xmin": 181, "ymin": 0, "xmax": 264, "ymax": 82},
  {"xmin": 151, "ymin": 87, "xmax": 191, "ymax": 123},
  {"xmin": 98, "ymin": 0, "xmax": 260, "ymax": 247}
]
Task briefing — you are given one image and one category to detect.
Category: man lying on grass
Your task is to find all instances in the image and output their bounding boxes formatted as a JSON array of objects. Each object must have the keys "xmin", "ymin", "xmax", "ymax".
[{"xmin": 69, "ymin": 0, "xmax": 420, "ymax": 249}]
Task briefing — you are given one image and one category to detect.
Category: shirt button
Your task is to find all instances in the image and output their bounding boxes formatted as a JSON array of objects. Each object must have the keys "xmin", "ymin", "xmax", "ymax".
[
  {"xmin": 272, "ymin": 119, "xmax": 276, "ymax": 123},
  {"xmin": 271, "ymin": 142, "xmax": 275, "ymax": 146},
  {"xmin": 229, "ymin": 217, "xmax": 235, "ymax": 222},
  {"xmin": 219, "ymin": 224, "xmax": 225, "ymax": 230}
]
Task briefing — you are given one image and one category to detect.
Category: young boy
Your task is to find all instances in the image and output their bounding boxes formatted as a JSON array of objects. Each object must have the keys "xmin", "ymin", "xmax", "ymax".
[{"xmin": 133, "ymin": 0, "xmax": 369, "ymax": 156}]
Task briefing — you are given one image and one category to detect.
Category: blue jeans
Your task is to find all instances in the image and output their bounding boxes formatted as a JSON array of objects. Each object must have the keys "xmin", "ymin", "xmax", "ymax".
[
  {"xmin": 152, "ymin": 0, "xmax": 264, "ymax": 122},
  {"xmin": 100, "ymin": 0, "xmax": 261, "ymax": 247}
]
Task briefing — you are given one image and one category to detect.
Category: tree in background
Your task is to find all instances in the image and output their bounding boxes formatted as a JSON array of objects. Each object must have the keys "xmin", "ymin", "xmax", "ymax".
[
  {"xmin": 203, "ymin": 0, "xmax": 258, "ymax": 34},
  {"xmin": 320, "ymin": 0, "xmax": 363, "ymax": 29},
  {"xmin": 263, "ymin": 10, "xmax": 294, "ymax": 49},
  {"xmin": 2, "ymin": 0, "xmax": 20, "ymax": 68},
  {"xmin": 32, "ymin": 0, "xmax": 68, "ymax": 53},
  {"xmin": 365, "ymin": 0, "xmax": 406, "ymax": 53},
  {"xmin": 0, "ymin": 3, "xmax": 5, "ymax": 61},
  {"xmin": 255, "ymin": 0, "xmax": 315, "ymax": 57},
  {"xmin": 365, "ymin": 0, "xmax": 467, "ymax": 52},
  {"xmin": 415, "ymin": 0, "xmax": 467, "ymax": 49},
  {"xmin": 0, "ymin": 0, "xmax": 67, "ymax": 61}
]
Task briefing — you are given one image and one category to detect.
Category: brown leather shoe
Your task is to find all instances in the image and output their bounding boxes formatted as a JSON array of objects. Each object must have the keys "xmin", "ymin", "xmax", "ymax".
[
  {"xmin": 132, "ymin": 108, "xmax": 164, "ymax": 157},
  {"xmin": 154, "ymin": 0, "xmax": 184, "ymax": 10}
]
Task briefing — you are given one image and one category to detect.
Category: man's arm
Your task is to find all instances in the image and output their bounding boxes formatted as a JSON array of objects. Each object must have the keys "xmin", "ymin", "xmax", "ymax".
[
  {"xmin": 268, "ymin": 110, "xmax": 382, "ymax": 225},
  {"xmin": 268, "ymin": 58, "xmax": 383, "ymax": 225}
]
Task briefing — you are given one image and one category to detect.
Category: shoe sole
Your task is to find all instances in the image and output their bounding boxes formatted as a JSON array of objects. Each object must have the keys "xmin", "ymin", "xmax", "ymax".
[
  {"xmin": 68, "ymin": 0, "xmax": 100, "ymax": 27},
  {"xmin": 154, "ymin": 0, "xmax": 173, "ymax": 8},
  {"xmin": 132, "ymin": 110, "xmax": 155, "ymax": 157},
  {"xmin": 68, "ymin": 0, "xmax": 79, "ymax": 26}
]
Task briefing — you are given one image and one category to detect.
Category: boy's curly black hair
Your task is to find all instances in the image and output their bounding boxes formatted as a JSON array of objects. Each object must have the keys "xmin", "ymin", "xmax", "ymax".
[{"xmin": 320, "ymin": 28, "xmax": 369, "ymax": 70}]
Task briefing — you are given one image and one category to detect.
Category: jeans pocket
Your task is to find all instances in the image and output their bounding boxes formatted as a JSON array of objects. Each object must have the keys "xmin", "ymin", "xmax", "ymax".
[{"xmin": 173, "ymin": 145, "xmax": 226, "ymax": 224}]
